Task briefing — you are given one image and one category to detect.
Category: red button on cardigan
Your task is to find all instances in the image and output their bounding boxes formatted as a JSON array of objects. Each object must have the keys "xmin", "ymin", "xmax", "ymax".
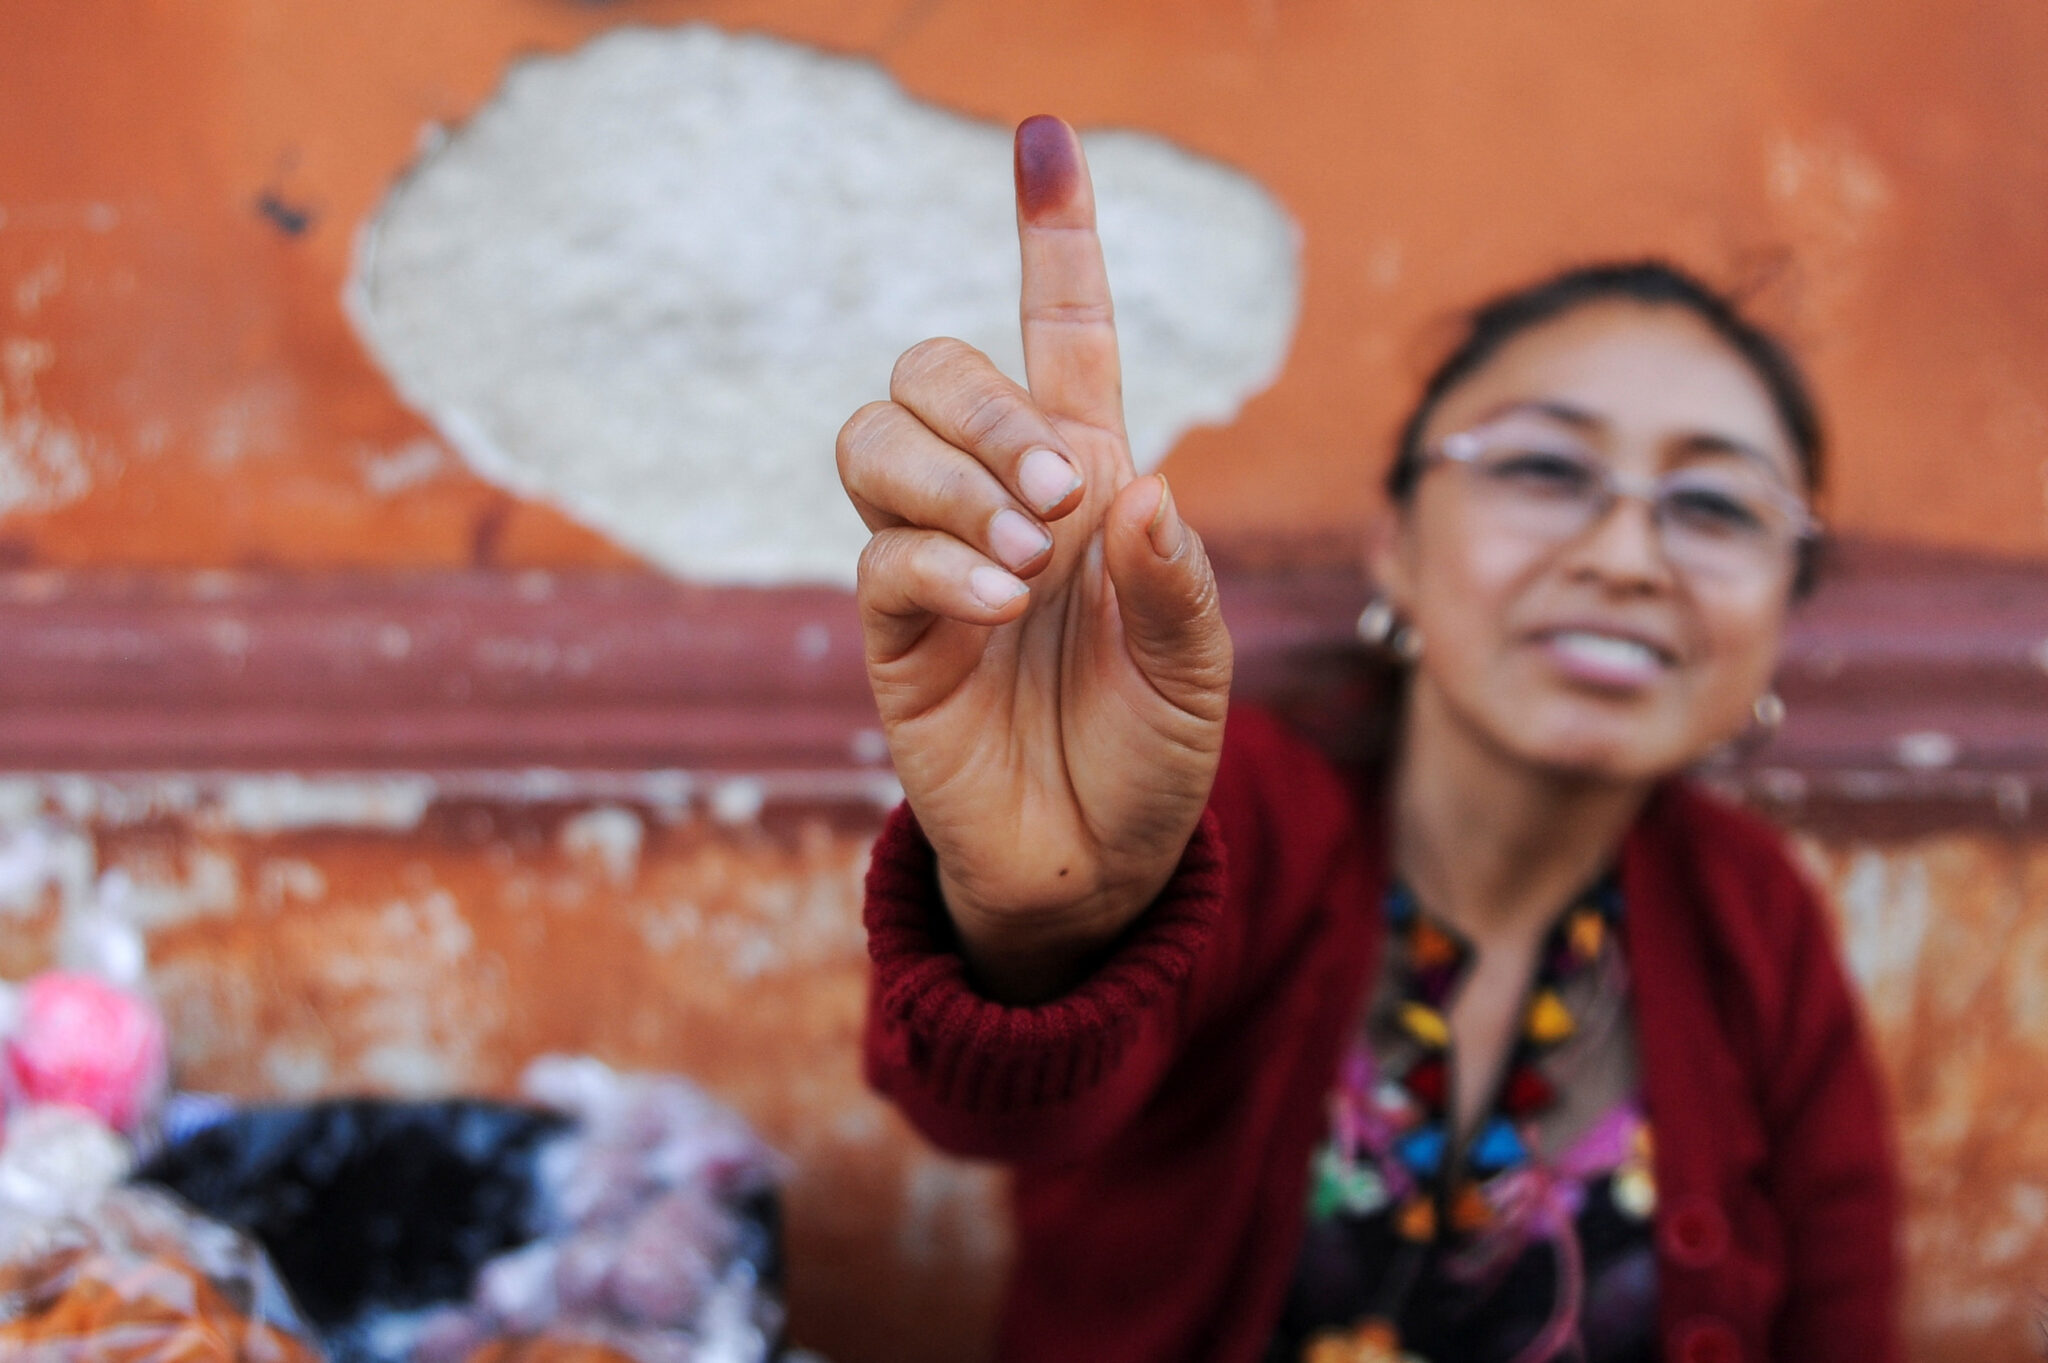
[
  {"xmin": 1661, "ymin": 1194, "xmax": 1732, "ymax": 1268},
  {"xmin": 1671, "ymin": 1315, "xmax": 1743, "ymax": 1363}
]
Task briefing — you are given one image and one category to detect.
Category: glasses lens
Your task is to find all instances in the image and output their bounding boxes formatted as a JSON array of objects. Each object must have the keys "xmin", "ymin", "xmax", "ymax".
[
  {"xmin": 1655, "ymin": 470, "xmax": 1798, "ymax": 578},
  {"xmin": 1464, "ymin": 441, "xmax": 1608, "ymax": 539},
  {"xmin": 1451, "ymin": 435, "xmax": 1805, "ymax": 580}
]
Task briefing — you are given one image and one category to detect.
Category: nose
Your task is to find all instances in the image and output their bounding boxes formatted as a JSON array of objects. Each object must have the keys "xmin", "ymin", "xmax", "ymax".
[{"xmin": 1564, "ymin": 488, "xmax": 1676, "ymax": 591}]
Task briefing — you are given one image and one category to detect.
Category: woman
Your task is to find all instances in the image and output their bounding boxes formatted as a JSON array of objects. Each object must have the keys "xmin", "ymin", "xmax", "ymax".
[{"xmin": 836, "ymin": 116, "xmax": 1897, "ymax": 1363}]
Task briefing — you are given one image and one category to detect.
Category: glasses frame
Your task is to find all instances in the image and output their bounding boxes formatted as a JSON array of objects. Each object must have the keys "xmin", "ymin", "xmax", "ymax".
[{"xmin": 1423, "ymin": 427, "xmax": 1822, "ymax": 575}]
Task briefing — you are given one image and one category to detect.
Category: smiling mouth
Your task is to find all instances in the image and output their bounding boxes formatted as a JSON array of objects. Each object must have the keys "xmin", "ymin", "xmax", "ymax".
[{"xmin": 1538, "ymin": 629, "xmax": 1674, "ymax": 685}]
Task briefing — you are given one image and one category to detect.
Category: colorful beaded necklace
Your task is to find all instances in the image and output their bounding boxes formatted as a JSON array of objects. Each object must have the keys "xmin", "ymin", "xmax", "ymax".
[{"xmin": 1379, "ymin": 876, "xmax": 1622, "ymax": 1245}]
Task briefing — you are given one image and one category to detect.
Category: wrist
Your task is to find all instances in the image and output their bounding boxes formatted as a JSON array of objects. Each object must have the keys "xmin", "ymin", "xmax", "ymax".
[{"xmin": 940, "ymin": 865, "xmax": 1174, "ymax": 1005}]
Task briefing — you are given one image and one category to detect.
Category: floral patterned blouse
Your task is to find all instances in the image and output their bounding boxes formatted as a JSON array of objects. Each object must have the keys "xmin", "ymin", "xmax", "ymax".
[{"xmin": 1266, "ymin": 877, "xmax": 1659, "ymax": 1363}]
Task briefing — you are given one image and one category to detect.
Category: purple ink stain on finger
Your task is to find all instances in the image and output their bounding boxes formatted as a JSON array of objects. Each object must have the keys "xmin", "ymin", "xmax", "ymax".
[{"xmin": 1014, "ymin": 115, "xmax": 1080, "ymax": 220}]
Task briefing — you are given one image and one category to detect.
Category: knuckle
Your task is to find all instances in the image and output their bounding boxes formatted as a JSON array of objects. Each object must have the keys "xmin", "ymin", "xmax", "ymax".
[
  {"xmin": 890, "ymin": 336, "xmax": 977, "ymax": 397},
  {"xmin": 856, "ymin": 528, "xmax": 904, "ymax": 584},
  {"xmin": 925, "ymin": 457, "xmax": 983, "ymax": 515},
  {"xmin": 836, "ymin": 401, "xmax": 899, "ymax": 474},
  {"xmin": 955, "ymin": 380, "xmax": 1035, "ymax": 452}
]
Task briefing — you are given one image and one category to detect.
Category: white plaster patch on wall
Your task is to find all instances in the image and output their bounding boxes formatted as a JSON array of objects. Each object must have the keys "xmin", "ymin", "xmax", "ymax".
[
  {"xmin": 317, "ymin": 887, "xmax": 504, "ymax": 1096},
  {"xmin": 358, "ymin": 436, "xmax": 451, "ymax": 497},
  {"xmin": 0, "ymin": 779, "xmax": 45, "ymax": 824},
  {"xmin": 262, "ymin": 1041, "xmax": 333, "ymax": 1099},
  {"xmin": 1762, "ymin": 127, "xmax": 1893, "ymax": 330},
  {"xmin": 150, "ymin": 955, "xmax": 261, "ymax": 1076},
  {"xmin": 0, "ymin": 335, "xmax": 95, "ymax": 521},
  {"xmin": 559, "ymin": 804, "xmax": 644, "ymax": 887},
  {"xmin": 201, "ymin": 376, "xmax": 296, "ymax": 468},
  {"xmin": 97, "ymin": 854, "xmax": 240, "ymax": 931},
  {"xmin": 255, "ymin": 856, "xmax": 329, "ymax": 911},
  {"xmin": 1830, "ymin": 846, "xmax": 1929, "ymax": 1027},
  {"xmin": 0, "ymin": 821, "xmax": 94, "ymax": 920},
  {"xmin": 348, "ymin": 25, "xmax": 1301, "ymax": 586},
  {"xmin": 216, "ymin": 775, "xmax": 437, "ymax": 834}
]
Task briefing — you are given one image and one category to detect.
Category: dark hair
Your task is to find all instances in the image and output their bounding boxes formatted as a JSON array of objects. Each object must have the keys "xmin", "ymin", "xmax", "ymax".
[{"xmin": 1384, "ymin": 260, "xmax": 1824, "ymax": 595}]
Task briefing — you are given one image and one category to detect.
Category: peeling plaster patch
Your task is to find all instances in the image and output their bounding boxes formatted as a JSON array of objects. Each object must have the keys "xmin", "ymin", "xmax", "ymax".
[
  {"xmin": 314, "ymin": 887, "xmax": 501, "ymax": 1094},
  {"xmin": 350, "ymin": 25, "xmax": 1301, "ymax": 586},
  {"xmin": 201, "ymin": 379, "xmax": 294, "ymax": 467},
  {"xmin": 1763, "ymin": 129, "xmax": 1893, "ymax": 325},
  {"xmin": 40, "ymin": 777, "xmax": 202, "ymax": 827},
  {"xmin": 379, "ymin": 889, "xmax": 475, "ymax": 962},
  {"xmin": 1832, "ymin": 848, "xmax": 1929, "ymax": 1018},
  {"xmin": 262, "ymin": 1042, "xmax": 332, "ymax": 1098},
  {"xmin": 98, "ymin": 853, "xmax": 241, "ymax": 931},
  {"xmin": 151, "ymin": 957, "xmax": 260, "ymax": 1074},
  {"xmin": 560, "ymin": 804, "xmax": 643, "ymax": 886},
  {"xmin": 360, "ymin": 436, "xmax": 450, "ymax": 495},
  {"xmin": 638, "ymin": 771, "xmax": 693, "ymax": 822},
  {"xmin": 0, "ymin": 337, "xmax": 95, "ymax": 520},
  {"xmin": 217, "ymin": 775, "xmax": 436, "ymax": 834},
  {"xmin": 710, "ymin": 778, "xmax": 766, "ymax": 827},
  {"xmin": 1894, "ymin": 730, "xmax": 1960, "ymax": 771},
  {"xmin": 1979, "ymin": 1183, "xmax": 2048, "ymax": 1267},
  {"xmin": 13, "ymin": 259, "xmax": 64, "ymax": 316},
  {"xmin": 0, "ymin": 822, "xmax": 94, "ymax": 918},
  {"xmin": 0, "ymin": 779, "xmax": 45, "ymax": 823},
  {"xmin": 359, "ymin": 1042, "xmax": 460, "ymax": 1097},
  {"xmin": 636, "ymin": 899, "xmax": 703, "ymax": 954},
  {"xmin": 849, "ymin": 728, "xmax": 889, "ymax": 766},
  {"xmin": 255, "ymin": 857, "xmax": 329, "ymax": 910},
  {"xmin": 794, "ymin": 622, "xmax": 831, "ymax": 662}
]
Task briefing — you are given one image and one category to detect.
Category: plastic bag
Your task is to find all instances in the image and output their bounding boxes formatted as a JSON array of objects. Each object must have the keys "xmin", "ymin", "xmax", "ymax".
[
  {"xmin": 0, "ymin": 1104, "xmax": 135, "ymax": 1224},
  {"xmin": 0, "ymin": 1182, "xmax": 324, "ymax": 1362},
  {"xmin": 135, "ymin": 1099, "xmax": 571, "ymax": 1355},
  {"xmin": 0, "ymin": 898, "xmax": 169, "ymax": 1137},
  {"xmin": 407, "ymin": 1056, "xmax": 788, "ymax": 1363},
  {"xmin": 135, "ymin": 1060, "xmax": 796, "ymax": 1363}
]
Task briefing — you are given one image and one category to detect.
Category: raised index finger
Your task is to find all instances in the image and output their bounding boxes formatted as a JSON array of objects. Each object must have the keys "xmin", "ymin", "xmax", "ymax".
[{"xmin": 1014, "ymin": 116, "xmax": 1130, "ymax": 460}]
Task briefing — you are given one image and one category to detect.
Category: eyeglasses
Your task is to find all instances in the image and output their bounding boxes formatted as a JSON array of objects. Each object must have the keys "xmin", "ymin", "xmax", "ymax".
[{"xmin": 1423, "ymin": 426, "xmax": 1818, "ymax": 583}]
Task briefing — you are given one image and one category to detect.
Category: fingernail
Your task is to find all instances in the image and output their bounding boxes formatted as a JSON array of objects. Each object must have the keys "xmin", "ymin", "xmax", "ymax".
[
  {"xmin": 970, "ymin": 565, "xmax": 1028, "ymax": 609},
  {"xmin": 1019, "ymin": 448, "xmax": 1082, "ymax": 513},
  {"xmin": 1014, "ymin": 116, "xmax": 1079, "ymax": 219},
  {"xmin": 989, "ymin": 508, "xmax": 1052, "ymax": 570},
  {"xmin": 1147, "ymin": 476, "xmax": 1186, "ymax": 558}
]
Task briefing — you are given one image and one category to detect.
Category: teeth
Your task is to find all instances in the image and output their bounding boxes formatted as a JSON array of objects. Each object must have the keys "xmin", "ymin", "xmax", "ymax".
[{"xmin": 1551, "ymin": 631, "xmax": 1660, "ymax": 671}]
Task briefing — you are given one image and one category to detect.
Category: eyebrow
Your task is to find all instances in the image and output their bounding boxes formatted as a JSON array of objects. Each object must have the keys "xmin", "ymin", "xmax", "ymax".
[{"xmin": 1468, "ymin": 398, "xmax": 1790, "ymax": 479}]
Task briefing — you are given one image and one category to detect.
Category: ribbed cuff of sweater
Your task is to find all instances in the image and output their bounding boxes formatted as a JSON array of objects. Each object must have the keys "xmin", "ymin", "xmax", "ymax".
[{"xmin": 863, "ymin": 802, "xmax": 1228, "ymax": 1115}]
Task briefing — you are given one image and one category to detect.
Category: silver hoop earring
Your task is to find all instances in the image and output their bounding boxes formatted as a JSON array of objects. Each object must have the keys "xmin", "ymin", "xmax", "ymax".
[
  {"xmin": 1356, "ymin": 597, "xmax": 1396, "ymax": 647},
  {"xmin": 1752, "ymin": 691, "xmax": 1786, "ymax": 731},
  {"xmin": 1390, "ymin": 624, "xmax": 1423, "ymax": 662}
]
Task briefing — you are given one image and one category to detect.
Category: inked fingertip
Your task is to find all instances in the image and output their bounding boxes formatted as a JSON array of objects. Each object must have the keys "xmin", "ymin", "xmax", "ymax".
[{"xmin": 1014, "ymin": 115, "xmax": 1080, "ymax": 220}]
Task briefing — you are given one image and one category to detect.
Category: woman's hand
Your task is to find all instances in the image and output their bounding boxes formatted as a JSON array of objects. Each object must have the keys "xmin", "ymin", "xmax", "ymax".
[{"xmin": 837, "ymin": 116, "xmax": 1233, "ymax": 1002}]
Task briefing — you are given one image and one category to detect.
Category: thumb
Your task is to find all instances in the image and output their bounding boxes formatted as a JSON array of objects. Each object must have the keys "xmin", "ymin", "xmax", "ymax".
[{"xmin": 1103, "ymin": 475, "xmax": 1233, "ymax": 720}]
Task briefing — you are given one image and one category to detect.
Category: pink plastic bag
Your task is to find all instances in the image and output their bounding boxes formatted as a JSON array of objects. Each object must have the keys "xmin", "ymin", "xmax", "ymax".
[{"xmin": 4, "ymin": 971, "xmax": 169, "ymax": 1135}]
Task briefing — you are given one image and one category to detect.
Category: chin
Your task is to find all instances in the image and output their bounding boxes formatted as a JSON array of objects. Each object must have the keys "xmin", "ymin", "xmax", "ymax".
[{"xmin": 1500, "ymin": 709, "xmax": 1697, "ymax": 786}]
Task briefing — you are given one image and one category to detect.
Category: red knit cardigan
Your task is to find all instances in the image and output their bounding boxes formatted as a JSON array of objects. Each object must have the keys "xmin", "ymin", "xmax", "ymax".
[{"xmin": 864, "ymin": 706, "xmax": 1900, "ymax": 1363}]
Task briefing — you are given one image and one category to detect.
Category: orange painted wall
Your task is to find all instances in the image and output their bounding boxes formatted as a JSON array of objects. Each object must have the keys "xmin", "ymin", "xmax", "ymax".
[
  {"xmin": 4, "ymin": 6, "xmax": 2048, "ymax": 1363},
  {"xmin": 2, "ymin": 0, "xmax": 2045, "ymax": 569}
]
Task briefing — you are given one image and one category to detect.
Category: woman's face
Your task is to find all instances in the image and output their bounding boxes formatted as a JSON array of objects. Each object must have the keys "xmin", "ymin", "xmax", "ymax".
[{"xmin": 1373, "ymin": 299, "xmax": 1809, "ymax": 785}]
